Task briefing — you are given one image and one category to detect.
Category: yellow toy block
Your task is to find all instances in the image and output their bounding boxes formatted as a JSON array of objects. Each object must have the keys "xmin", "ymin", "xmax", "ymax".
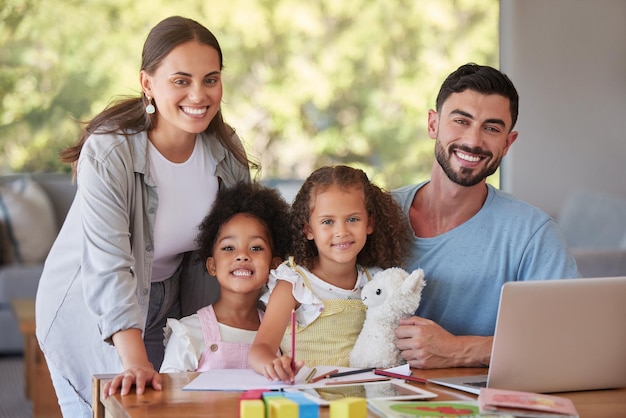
[
  {"xmin": 267, "ymin": 397, "xmax": 299, "ymax": 418},
  {"xmin": 329, "ymin": 397, "xmax": 367, "ymax": 418},
  {"xmin": 239, "ymin": 399, "xmax": 264, "ymax": 418}
]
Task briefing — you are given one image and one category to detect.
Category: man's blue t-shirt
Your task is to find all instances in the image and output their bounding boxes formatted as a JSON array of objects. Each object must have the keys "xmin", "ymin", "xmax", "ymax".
[{"xmin": 392, "ymin": 182, "xmax": 580, "ymax": 337}]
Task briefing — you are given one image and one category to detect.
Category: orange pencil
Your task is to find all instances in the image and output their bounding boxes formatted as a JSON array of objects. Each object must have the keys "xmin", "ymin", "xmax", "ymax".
[
  {"xmin": 310, "ymin": 369, "xmax": 340, "ymax": 383},
  {"xmin": 325, "ymin": 376, "xmax": 391, "ymax": 385},
  {"xmin": 374, "ymin": 369, "xmax": 428, "ymax": 384}
]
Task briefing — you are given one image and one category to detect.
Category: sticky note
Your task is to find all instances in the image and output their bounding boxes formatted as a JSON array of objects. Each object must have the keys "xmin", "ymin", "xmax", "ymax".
[
  {"xmin": 239, "ymin": 399, "xmax": 264, "ymax": 418},
  {"xmin": 329, "ymin": 397, "xmax": 367, "ymax": 418}
]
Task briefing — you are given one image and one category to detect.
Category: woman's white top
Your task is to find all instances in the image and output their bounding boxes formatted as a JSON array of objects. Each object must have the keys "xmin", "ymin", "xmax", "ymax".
[{"xmin": 148, "ymin": 137, "xmax": 218, "ymax": 281}]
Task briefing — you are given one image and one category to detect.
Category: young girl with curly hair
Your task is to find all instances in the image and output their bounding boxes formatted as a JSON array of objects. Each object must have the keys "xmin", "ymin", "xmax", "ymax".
[
  {"xmin": 249, "ymin": 165, "xmax": 412, "ymax": 383},
  {"xmin": 159, "ymin": 182, "xmax": 291, "ymax": 373}
]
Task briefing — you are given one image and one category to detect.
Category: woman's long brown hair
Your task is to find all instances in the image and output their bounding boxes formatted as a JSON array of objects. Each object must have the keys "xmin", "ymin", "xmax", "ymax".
[{"xmin": 60, "ymin": 16, "xmax": 256, "ymax": 173}]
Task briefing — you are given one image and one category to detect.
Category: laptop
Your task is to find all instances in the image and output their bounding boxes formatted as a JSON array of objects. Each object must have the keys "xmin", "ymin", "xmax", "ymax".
[{"xmin": 428, "ymin": 276, "xmax": 626, "ymax": 394}]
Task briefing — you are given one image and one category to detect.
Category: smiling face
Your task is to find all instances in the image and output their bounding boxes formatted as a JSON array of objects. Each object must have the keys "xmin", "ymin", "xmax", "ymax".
[
  {"xmin": 304, "ymin": 185, "xmax": 374, "ymax": 268},
  {"xmin": 140, "ymin": 40, "xmax": 222, "ymax": 143},
  {"xmin": 206, "ymin": 213, "xmax": 277, "ymax": 297},
  {"xmin": 429, "ymin": 89, "xmax": 518, "ymax": 187}
]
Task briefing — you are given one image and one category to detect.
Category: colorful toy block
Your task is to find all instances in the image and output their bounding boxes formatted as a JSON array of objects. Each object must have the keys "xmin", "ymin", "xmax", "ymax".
[
  {"xmin": 240, "ymin": 389, "xmax": 272, "ymax": 400},
  {"xmin": 266, "ymin": 397, "xmax": 299, "ymax": 418},
  {"xmin": 329, "ymin": 397, "xmax": 367, "ymax": 418},
  {"xmin": 239, "ymin": 399, "xmax": 264, "ymax": 418},
  {"xmin": 283, "ymin": 392, "xmax": 319, "ymax": 418}
]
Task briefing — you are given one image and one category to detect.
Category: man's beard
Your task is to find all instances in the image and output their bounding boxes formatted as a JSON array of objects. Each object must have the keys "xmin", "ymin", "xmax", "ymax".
[{"xmin": 434, "ymin": 139, "xmax": 501, "ymax": 187}]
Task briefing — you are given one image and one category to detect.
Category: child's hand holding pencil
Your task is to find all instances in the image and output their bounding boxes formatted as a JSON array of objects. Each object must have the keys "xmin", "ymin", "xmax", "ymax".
[{"xmin": 263, "ymin": 309, "xmax": 304, "ymax": 384}]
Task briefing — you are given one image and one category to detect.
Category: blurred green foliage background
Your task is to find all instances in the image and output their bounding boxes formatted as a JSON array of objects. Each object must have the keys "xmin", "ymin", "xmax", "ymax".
[{"xmin": 0, "ymin": 0, "xmax": 498, "ymax": 189}]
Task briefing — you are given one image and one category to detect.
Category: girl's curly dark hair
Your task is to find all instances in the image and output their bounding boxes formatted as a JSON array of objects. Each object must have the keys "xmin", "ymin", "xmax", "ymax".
[
  {"xmin": 290, "ymin": 165, "xmax": 412, "ymax": 270},
  {"xmin": 196, "ymin": 182, "xmax": 292, "ymax": 263}
]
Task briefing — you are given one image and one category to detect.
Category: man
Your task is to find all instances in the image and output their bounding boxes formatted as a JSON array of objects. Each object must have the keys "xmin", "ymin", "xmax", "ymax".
[{"xmin": 392, "ymin": 63, "xmax": 579, "ymax": 369}]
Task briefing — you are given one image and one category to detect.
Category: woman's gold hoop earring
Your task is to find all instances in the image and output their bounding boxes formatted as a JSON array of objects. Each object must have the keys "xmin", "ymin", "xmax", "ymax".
[{"xmin": 145, "ymin": 96, "xmax": 156, "ymax": 114}]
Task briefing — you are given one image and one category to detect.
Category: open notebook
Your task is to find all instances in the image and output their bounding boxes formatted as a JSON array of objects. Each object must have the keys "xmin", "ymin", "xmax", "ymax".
[{"xmin": 429, "ymin": 276, "xmax": 626, "ymax": 394}]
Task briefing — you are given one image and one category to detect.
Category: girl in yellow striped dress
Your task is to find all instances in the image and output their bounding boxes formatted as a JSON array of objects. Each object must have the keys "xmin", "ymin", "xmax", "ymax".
[{"xmin": 249, "ymin": 165, "xmax": 412, "ymax": 383}]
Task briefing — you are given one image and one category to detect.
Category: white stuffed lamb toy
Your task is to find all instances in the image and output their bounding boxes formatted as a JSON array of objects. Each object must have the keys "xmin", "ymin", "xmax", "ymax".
[{"xmin": 349, "ymin": 267, "xmax": 425, "ymax": 368}]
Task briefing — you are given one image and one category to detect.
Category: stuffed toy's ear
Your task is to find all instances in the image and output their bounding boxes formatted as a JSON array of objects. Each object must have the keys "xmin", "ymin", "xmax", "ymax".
[{"xmin": 401, "ymin": 268, "xmax": 425, "ymax": 295}]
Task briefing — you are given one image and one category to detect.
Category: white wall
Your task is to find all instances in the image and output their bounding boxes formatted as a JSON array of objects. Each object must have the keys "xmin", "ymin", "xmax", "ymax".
[{"xmin": 499, "ymin": 0, "xmax": 626, "ymax": 216}]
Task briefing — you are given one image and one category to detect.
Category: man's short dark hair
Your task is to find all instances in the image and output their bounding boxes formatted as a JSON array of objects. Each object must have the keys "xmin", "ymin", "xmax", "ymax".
[{"xmin": 436, "ymin": 63, "xmax": 519, "ymax": 130}]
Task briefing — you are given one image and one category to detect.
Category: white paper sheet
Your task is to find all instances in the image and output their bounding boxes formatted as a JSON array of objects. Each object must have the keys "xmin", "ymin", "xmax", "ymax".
[{"xmin": 182, "ymin": 364, "xmax": 411, "ymax": 391}]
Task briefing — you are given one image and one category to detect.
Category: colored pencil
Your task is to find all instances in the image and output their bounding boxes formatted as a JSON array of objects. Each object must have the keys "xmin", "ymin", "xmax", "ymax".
[
  {"xmin": 326, "ymin": 367, "xmax": 375, "ymax": 378},
  {"xmin": 290, "ymin": 309, "xmax": 296, "ymax": 372},
  {"xmin": 304, "ymin": 368, "xmax": 317, "ymax": 384},
  {"xmin": 325, "ymin": 376, "xmax": 391, "ymax": 385},
  {"xmin": 309, "ymin": 369, "xmax": 339, "ymax": 383},
  {"xmin": 374, "ymin": 368, "xmax": 428, "ymax": 383}
]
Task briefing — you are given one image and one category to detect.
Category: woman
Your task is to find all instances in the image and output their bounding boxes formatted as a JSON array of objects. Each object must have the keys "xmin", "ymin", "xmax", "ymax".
[{"xmin": 35, "ymin": 16, "xmax": 254, "ymax": 417}]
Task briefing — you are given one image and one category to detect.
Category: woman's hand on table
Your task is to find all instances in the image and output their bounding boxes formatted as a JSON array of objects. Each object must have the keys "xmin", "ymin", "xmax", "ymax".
[{"xmin": 103, "ymin": 364, "xmax": 163, "ymax": 398}]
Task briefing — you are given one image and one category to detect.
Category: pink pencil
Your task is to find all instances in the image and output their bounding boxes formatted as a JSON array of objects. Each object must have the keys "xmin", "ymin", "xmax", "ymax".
[{"xmin": 290, "ymin": 309, "xmax": 296, "ymax": 372}]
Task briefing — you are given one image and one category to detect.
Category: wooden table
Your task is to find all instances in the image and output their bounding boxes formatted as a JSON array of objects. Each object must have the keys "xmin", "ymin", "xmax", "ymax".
[
  {"xmin": 11, "ymin": 298, "xmax": 62, "ymax": 418},
  {"xmin": 93, "ymin": 367, "xmax": 626, "ymax": 417}
]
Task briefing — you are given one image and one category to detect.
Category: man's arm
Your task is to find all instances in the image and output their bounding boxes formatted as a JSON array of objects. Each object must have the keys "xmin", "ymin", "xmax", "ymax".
[{"xmin": 395, "ymin": 316, "xmax": 492, "ymax": 369}]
